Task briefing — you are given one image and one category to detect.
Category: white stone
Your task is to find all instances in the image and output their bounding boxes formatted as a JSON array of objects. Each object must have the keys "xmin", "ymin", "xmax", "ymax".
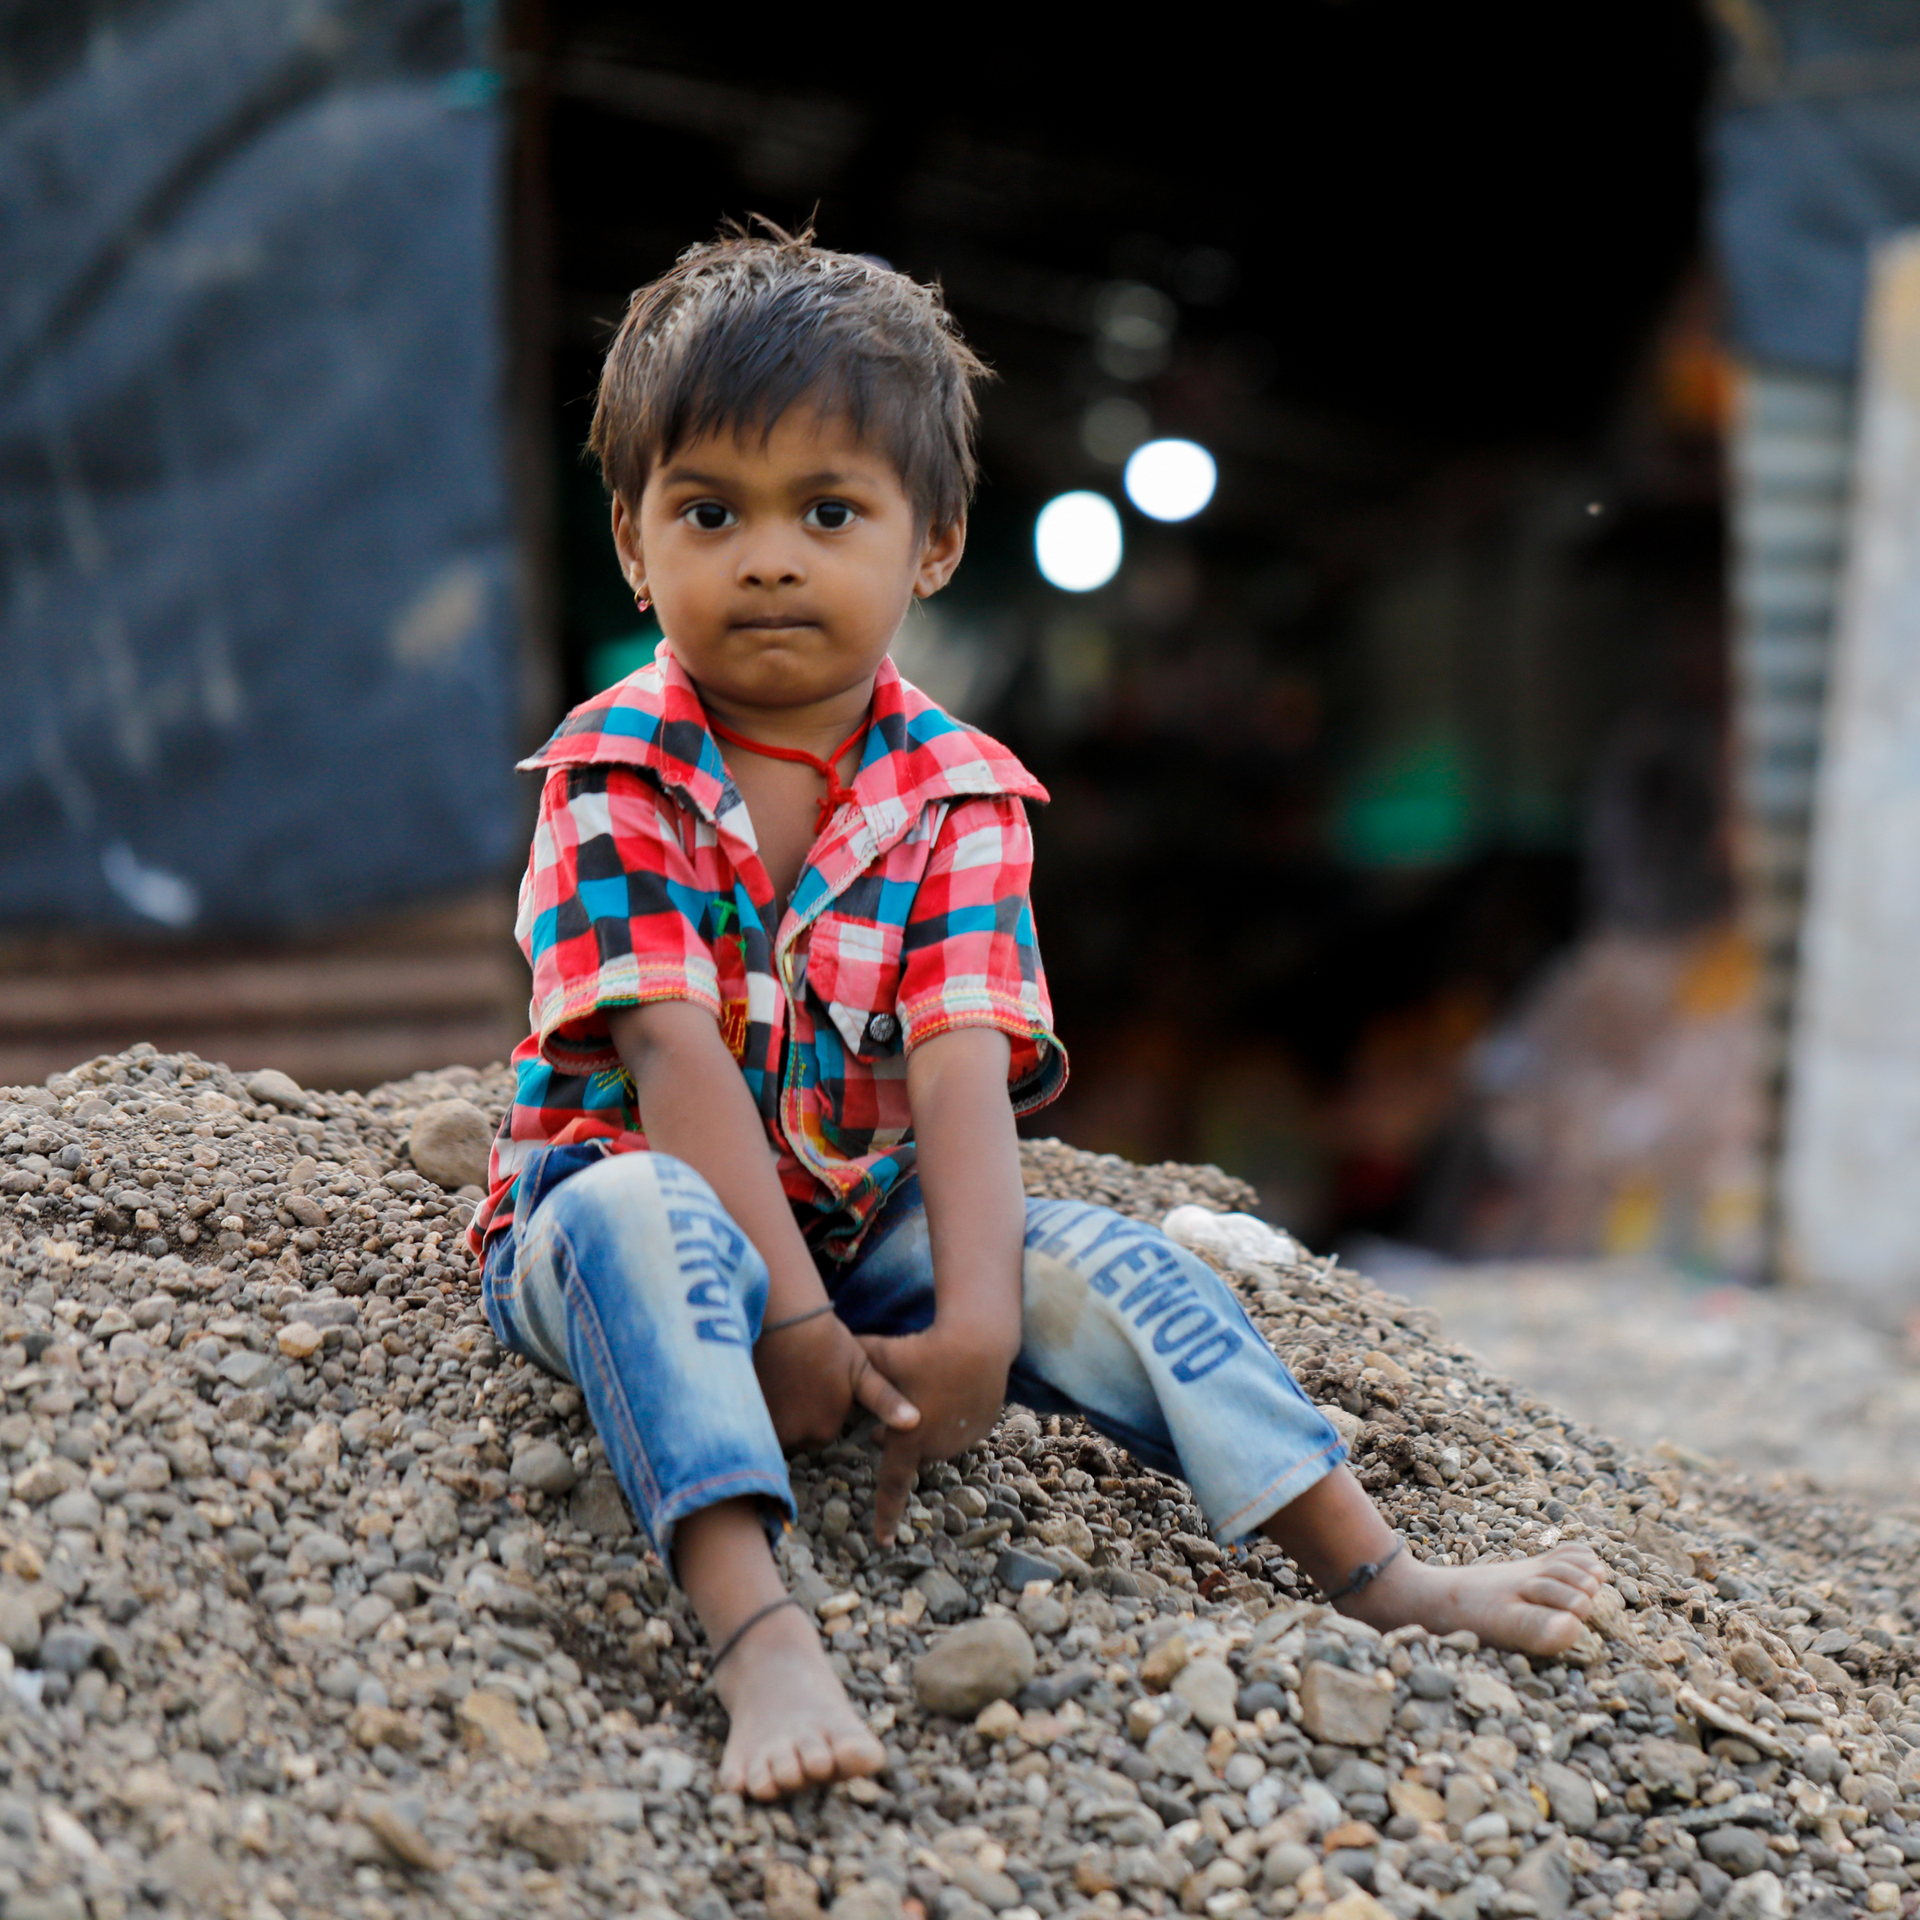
[{"xmin": 1162, "ymin": 1206, "xmax": 1302, "ymax": 1270}]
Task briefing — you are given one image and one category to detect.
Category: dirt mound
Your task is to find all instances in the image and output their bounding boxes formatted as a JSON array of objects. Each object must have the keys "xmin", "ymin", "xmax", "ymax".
[{"xmin": 0, "ymin": 1047, "xmax": 1915, "ymax": 1920}]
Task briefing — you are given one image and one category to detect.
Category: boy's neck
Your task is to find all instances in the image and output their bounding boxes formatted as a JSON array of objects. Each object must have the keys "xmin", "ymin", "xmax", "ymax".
[{"xmin": 691, "ymin": 673, "xmax": 880, "ymax": 758}]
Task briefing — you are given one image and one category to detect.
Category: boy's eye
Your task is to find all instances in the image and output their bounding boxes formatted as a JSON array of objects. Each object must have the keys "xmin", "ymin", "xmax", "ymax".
[
  {"xmin": 683, "ymin": 500, "xmax": 735, "ymax": 531},
  {"xmin": 804, "ymin": 500, "xmax": 857, "ymax": 532}
]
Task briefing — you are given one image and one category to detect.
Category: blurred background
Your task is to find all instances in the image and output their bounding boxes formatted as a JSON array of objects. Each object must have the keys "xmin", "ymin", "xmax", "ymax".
[{"xmin": 7, "ymin": 0, "xmax": 1920, "ymax": 1317}]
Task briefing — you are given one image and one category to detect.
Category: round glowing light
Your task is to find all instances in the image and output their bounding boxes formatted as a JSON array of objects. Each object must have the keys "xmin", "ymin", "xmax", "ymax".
[
  {"xmin": 1034, "ymin": 491, "xmax": 1123, "ymax": 592},
  {"xmin": 1123, "ymin": 438, "xmax": 1218, "ymax": 522}
]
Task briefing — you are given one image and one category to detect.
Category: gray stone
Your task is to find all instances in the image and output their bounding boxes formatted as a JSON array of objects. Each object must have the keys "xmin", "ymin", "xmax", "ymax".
[
  {"xmin": 38, "ymin": 1624, "xmax": 104, "ymax": 1673},
  {"xmin": 316, "ymin": 1659, "xmax": 365, "ymax": 1701},
  {"xmin": 1015, "ymin": 1587, "xmax": 1070, "ymax": 1636},
  {"xmin": 0, "ymin": 1591, "xmax": 41, "ymax": 1658},
  {"xmin": 347, "ymin": 1593, "xmax": 396, "ymax": 1638},
  {"xmin": 932, "ymin": 1893, "xmax": 995, "ymax": 1920},
  {"xmin": 569, "ymin": 1472, "xmax": 632, "ymax": 1539},
  {"xmin": 1408, "ymin": 1663, "xmax": 1457, "ymax": 1700},
  {"xmin": 1629, "ymin": 1736, "xmax": 1715, "ymax": 1798},
  {"xmin": 196, "ymin": 1684, "xmax": 247, "ymax": 1752},
  {"xmin": 1238, "ymin": 1679, "xmax": 1290, "ymax": 1718},
  {"xmin": 1171, "ymin": 1654, "xmax": 1239, "ymax": 1731},
  {"xmin": 1327, "ymin": 1756, "xmax": 1389, "ymax": 1802},
  {"xmin": 1020, "ymin": 1661, "xmax": 1101, "ymax": 1711},
  {"xmin": 46, "ymin": 1488, "xmax": 101, "ymax": 1532},
  {"xmin": 995, "ymin": 1547, "xmax": 1060, "ymax": 1590},
  {"xmin": 5, "ymin": 1892, "xmax": 88, "ymax": 1920},
  {"xmin": 151, "ymin": 1832, "xmax": 231, "ymax": 1901},
  {"xmin": 1505, "ymin": 1843, "xmax": 1573, "ymax": 1919},
  {"xmin": 1535, "ymin": 1760, "xmax": 1598, "ymax": 1834},
  {"xmin": 1264, "ymin": 1842, "xmax": 1319, "ymax": 1889},
  {"xmin": 830, "ymin": 1885, "xmax": 905, "ymax": 1920},
  {"xmin": 1299, "ymin": 1658, "xmax": 1393, "ymax": 1746},
  {"xmin": 511, "ymin": 1439, "xmax": 578, "ymax": 1495},
  {"xmin": 1701, "ymin": 1827, "xmax": 1772, "ymax": 1877},
  {"xmin": 634, "ymin": 1745, "xmax": 697, "ymax": 1794},
  {"xmin": 292, "ymin": 1529, "xmax": 353, "ymax": 1572},
  {"xmin": 407, "ymin": 1099, "xmax": 494, "ymax": 1191},
  {"xmin": 947, "ymin": 1862, "xmax": 1022, "ymax": 1912},
  {"xmin": 245, "ymin": 1068, "xmax": 309, "ymax": 1110},
  {"xmin": 912, "ymin": 1617, "xmax": 1036, "ymax": 1717},
  {"xmin": 1143, "ymin": 1719, "xmax": 1213, "ymax": 1785},
  {"xmin": 571, "ymin": 1788, "xmax": 643, "ymax": 1832},
  {"xmin": 217, "ymin": 1349, "xmax": 275, "ymax": 1390},
  {"xmin": 12, "ymin": 1458, "xmax": 82, "ymax": 1504},
  {"xmin": 1720, "ymin": 1872, "xmax": 1786, "ymax": 1920},
  {"xmin": 912, "ymin": 1566, "xmax": 971, "ymax": 1623}
]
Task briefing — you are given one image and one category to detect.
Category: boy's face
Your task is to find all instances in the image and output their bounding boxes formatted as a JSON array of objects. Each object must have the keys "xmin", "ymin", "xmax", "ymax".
[{"xmin": 612, "ymin": 405, "xmax": 963, "ymax": 724}]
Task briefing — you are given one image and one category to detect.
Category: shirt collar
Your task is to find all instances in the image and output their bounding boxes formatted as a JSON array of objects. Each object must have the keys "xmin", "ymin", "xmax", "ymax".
[{"xmin": 521, "ymin": 641, "xmax": 1048, "ymax": 825}]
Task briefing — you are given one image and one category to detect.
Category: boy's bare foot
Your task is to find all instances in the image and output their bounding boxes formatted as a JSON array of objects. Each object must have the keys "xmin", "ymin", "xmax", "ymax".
[
  {"xmin": 711, "ymin": 1599, "xmax": 887, "ymax": 1800},
  {"xmin": 1260, "ymin": 1467, "xmax": 1607, "ymax": 1658},
  {"xmin": 677, "ymin": 1497, "xmax": 888, "ymax": 1800},
  {"xmin": 1337, "ymin": 1540, "xmax": 1607, "ymax": 1657}
]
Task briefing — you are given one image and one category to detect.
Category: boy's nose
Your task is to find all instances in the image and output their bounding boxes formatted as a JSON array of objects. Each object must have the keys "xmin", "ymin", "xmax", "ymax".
[{"xmin": 736, "ymin": 538, "xmax": 806, "ymax": 588}]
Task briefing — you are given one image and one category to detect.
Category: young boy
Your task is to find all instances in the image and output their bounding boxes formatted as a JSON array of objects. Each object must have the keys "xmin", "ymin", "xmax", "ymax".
[{"xmin": 472, "ymin": 228, "xmax": 1603, "ymax": 1803}]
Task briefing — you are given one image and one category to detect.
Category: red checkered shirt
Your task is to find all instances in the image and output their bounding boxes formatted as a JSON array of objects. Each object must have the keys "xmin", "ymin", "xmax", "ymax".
[{"xmin": 469, "ymin": 643, "xmax": 1067, "ymax": 1260}]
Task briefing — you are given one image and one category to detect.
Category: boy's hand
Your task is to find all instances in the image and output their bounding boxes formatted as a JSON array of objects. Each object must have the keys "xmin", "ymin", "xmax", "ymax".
[
  {"xmin": 756, "ymin": 1312, "xmax": 920, "ymax": 1453},
  {"xmin": 856, "ymin": 1325, "xmax": 1014, "ymax": 1542}
]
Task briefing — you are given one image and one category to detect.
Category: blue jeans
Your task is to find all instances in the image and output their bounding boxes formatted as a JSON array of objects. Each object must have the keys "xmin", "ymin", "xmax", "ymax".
[{"xmin": 481, "ymin": 1145, "xmax": 1345, "ymax": 1570}]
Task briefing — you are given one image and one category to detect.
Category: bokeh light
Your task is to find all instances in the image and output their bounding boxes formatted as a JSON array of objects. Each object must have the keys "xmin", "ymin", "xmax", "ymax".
[
  {"xmin": 1034, "ymin": 491, "xmax": 1123, "ymax": 591},
  {"xmin": 1123, "ymin": 438, "xmax": 1218, "ymax": 522}
]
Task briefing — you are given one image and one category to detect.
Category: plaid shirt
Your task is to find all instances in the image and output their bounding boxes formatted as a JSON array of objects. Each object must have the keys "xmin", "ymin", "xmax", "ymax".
[{"xmin": 470, "ymin": 643, "xmax": 1067, "ymax": 1260}]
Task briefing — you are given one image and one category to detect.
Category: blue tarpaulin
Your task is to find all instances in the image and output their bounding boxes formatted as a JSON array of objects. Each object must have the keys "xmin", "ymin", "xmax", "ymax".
[
  {"xmin": 1714, "ymin": 1, "xmax": 1920, "ymax": 373},
  {"xmin": 0, "ymin": 0, "xmax": 518, "ymax": 930}
]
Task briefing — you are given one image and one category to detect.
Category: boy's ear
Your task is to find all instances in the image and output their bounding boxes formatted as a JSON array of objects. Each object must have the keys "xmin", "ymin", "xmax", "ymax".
[
  {"xmin": 610, "ymin": 494, "xmax": 646, "ymax": 597},
  {"xmin": 912, "ymin": 515, "xmax": 967, "ymax": 600}
]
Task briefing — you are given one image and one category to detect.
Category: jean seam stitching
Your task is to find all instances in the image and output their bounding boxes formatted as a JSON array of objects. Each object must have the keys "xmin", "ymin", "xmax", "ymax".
[
  {"xmin": 1215, "ymin": 1437, "xmax": 1346, "ymax": 1538},
  {"xmin": 545, "ymin": 1214, "xmax": 669, "ymax": 1526}
]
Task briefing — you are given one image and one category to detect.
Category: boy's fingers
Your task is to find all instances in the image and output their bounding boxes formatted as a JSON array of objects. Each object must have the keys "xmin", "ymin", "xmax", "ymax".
[
  {"xmin": 871, "ymin": 1428, "xmax": 919, "ymax": 1543},
  {"xmin": 851, "ymin": 1353, "xmax": 919, "ymax": 1433}
]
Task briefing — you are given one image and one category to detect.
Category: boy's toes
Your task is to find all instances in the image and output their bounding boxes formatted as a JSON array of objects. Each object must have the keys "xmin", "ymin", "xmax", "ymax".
[
  {"xmin": 797, "ymin": 1732, "xmax": 840, "ymax": 1784},
  {"xmin": 1525, "ymin": 1605, "xmax": 1591, "ymax": 1657},
  {"xmin": 1553, "ymin": 1545, "xmax": 1606, "ymax": 1583},
  {"xmin": 833, "ymin": 1726, "xmax": 886, "ymax": 1777},
  {"xmin": 1520, "ymin": 1573, "xmax": 1599, "ymax": 1617},
  {"xmin": 752, "ymin": 1741, "xmax": 801, "ymax": 1800}
]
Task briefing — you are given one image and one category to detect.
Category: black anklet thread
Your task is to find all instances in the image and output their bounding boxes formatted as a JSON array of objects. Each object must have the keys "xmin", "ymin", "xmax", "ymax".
[
  {"xmin": 705, "ymin": 1595, "xmax": 805, "ymax": 1680},
  {"xmin": 1322, "ymin": 1538, "xmax": 1404, "ymax": 1605}
]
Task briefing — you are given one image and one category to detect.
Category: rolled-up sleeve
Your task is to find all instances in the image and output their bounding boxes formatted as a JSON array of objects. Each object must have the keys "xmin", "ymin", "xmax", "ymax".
[
  {"xmin": 895, "ymin": 796, "xmax": 1068, "ymax": 1113},
  {"xmin": 520, "ymin": 767, "xmax": 720, "ymax": 1077}
]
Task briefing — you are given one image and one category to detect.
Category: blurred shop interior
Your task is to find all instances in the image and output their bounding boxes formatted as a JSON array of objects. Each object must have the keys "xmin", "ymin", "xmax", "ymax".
[{"xmin": 5, "ymin": 1, "xmax": 1919, "ymax": 1280}]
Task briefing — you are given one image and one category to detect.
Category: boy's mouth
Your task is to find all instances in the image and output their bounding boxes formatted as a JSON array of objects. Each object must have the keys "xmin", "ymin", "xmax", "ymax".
[{"xmin": 731, "ymin": 616, "xmax": 818, "ymax": 631}]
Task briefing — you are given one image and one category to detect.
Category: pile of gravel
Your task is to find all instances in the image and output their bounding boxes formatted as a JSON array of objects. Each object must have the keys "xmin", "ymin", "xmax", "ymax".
[{"xmin": 0, "ymin": 1047, "xmax": 1917, "ymax": 1920}]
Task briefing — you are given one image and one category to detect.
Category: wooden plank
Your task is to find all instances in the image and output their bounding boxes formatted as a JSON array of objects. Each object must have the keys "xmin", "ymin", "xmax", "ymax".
[
  {"xmin": 0, "ymin": 886, "xmax": 527, "ymax": 1093},
  {"xmin": 0, "ymin": 952, "xmax": 523, "ymax": 1035},
  {"xmin": 0, "ymin": 1018, "xmax": 522, "ymax": 1095}
]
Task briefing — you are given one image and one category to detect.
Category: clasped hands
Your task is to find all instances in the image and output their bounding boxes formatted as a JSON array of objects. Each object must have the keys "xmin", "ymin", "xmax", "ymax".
[{"xmin": 753, "ymin": 1308, "xmax": 1013, "ymax": 1543}]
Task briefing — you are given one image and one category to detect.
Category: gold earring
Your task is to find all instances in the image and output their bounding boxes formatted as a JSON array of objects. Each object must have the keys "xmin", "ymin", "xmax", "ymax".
[{"xmin": 633, "ymin": 589, "xmax": 651, "ymax": 613}]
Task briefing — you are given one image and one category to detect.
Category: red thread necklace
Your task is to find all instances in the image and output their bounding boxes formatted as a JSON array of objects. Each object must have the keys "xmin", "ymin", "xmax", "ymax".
[{"xmin": 706, "ymin": 714, "xmax": 870, "ymax": 835}]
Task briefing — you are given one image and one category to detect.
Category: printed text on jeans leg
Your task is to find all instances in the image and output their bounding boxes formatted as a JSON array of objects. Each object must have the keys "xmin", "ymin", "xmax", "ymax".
[
  {"xmin": 1079, "ymin": 1242, "xmax": 1244, "ymax": 1382},
  {"xmin": 667, "ymin": 1209, "xmax": 750, "ymax": 1347}
]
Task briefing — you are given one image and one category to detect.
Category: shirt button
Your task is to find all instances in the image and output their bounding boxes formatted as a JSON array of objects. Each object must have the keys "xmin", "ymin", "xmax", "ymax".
[{"xmin": 866, "ymin": 1012, "xmax": 899, "ymax": 1045}]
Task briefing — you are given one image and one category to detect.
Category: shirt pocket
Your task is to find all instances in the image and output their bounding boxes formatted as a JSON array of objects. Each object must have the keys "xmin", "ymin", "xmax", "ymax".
[{"xmin": 802, "ymin": 911, "xmax": 907, "ymax": 1060}]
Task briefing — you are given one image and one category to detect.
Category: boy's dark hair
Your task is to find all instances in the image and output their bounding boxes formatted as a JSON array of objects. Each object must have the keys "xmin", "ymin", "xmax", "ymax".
[{"xmin": 589, "ymin": 222, "xmax": 989, "ymax": 533}]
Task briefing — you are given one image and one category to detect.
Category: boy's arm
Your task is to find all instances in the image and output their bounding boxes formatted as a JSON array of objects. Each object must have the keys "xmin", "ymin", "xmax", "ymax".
[
  {"xmin": 863, "ymin": 1026, "xmax": 1027, "ymax": 1539},
  {"xmin": 607, "ymin": 1002, "xmax": 918, "ymax": 1450},
  {"xmin": 908, "ymin": 1027, "xmax": 1026, "ymax": 1362}
]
